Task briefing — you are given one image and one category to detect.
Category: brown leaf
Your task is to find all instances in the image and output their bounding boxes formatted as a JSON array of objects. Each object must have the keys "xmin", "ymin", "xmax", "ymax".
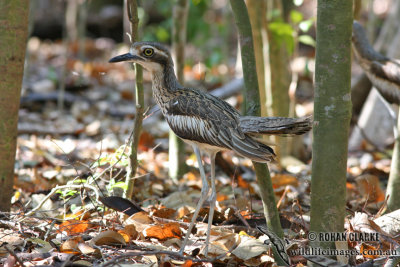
[
  {"xmin": 355, "ymin": 174, "xmax": 385, "ymax": 203},
  {"xmin": 58, "ymin": 220, "xmax": 92, "ymax": 235},
  {"xmin": 90, "ymin": 230, "xmax": 126, "ymax": 246},
  {"xmin": 60, "ymin": 236, "xmax": 82, "ymax": 254},
  {"xmin": 237, "ymin": 175, "xmax": 249, "ymax": 188},
  {"xmin": 216, "ymin": 193, "xmax": 228, "ymax": 202},
  {"xmin": 118, "ymin": 224, "xmax": 138, "ymax": 242},
  {"xmin": 181, "ymin": 260, "xmax": 193, "ymax": 267},
  {"xmin": 124, "ymin": 211, "xmax": 153, "ymax": 233},
  {"xmin": 138, "ymin": 131, "xmax": 155, "ymax": 151},
  {"xmin": 144, "ymin": 222, "xmax": 182, "ymax": 240},
  {"xmin": 272, "ymin": 173, "xmax": 299, "ymax": 188},
  {"xmin": 360, "ymin": 243, "xmax": 379, "ymax": 259},
  {"xmin": 77, "ymin": 243, "xmax": 100, "ymax": 256},
  {"xmin": 177, "ymin": 206, "xmax": 190, "ymax": 219},
  {"xmin": 232, "ymin": 235, "xmax": 268, "ymax": 260},
  {"xmin": 153, "ymin": 208, "xmax": 177, "ymax": 219}
]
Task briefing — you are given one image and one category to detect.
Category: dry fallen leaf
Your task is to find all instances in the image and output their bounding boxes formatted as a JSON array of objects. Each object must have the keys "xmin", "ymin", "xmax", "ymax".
[
  {"xmin": 181, "ymin": 260, "xmax": 193, "ymax": 267},
  {"xmin": 232, "ymin": 235, "xmax": 269, "ymax": 260},
  {"xmin": 26, "ymin": 238, "xmax": 53, "ymax": 254},
  {"xmin": 118, "ymin": 224, "xmax": 138, "ymax": 242},
  {"xmin": 77, "ymin": 242, "xmax": 100, "ymax": 256},
  {"xmin": 237, "ymin": 175, "xmax": 249, "ymax": 188},
  {"xmin": 138, "ymin": 131, "xmax": 155, "ymax": 151},
  {"xmin": 360, "ymin": 243, "xmax": 379, "ymax": 259},
  {"xmin": 161, "ymin": 191, "xmax": 194, "ymax": 209},
  {"xmin": 153, "ymin": 207, "xmax": 177, "ymax": 219},
  {"xmin": 355, "ymin": 174, "xmax": 385, "ymax": 203},
  {"xmin": 177, "ymin": 206, "xmax": 191, "ymax": 219},
  {"xmin": 89, "ymin": 230, "xmax": 126, "ymax": 246},
  {"xmin": 124, "ymin": 211, "xmax": 153, "ymax": 232},
  {"xmin": 58, "ymin": 220, "xmax": 92, "ymax": 235},
  {"xmin": 144, "ymin": 222, "xmax": 182, "ymax": 240},
  {"xmin": 271, "ymin": 173, "xmax": 299, "ymax": 188},
  {"xmin": 60, "ymin": 236, "xmax": 82, "ymax": 254},
  {"xmin": 216, "ymin": 193, "xmax": 228, "ymax": 202}
]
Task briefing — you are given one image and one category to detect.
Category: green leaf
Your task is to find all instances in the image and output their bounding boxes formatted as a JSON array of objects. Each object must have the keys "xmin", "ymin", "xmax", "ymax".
[
  {"xmin": 269, "ymin": 22, "xmax": 295, "ymax": 55},
  {"xmin": 72, "ymin": 179, "xmax": 87, "ymax": 184},
  {"xmin": 290, "ymin": 10, "xmax": 303, "ymax": 24},
  {"xmin": 192, "ymin": 0, "xmax": 202, "ymax": 5},
  {"xmin": 299, "ymin": 19, "xmax": 314, "ymax": 32},
  {"xmin": 66, "ymin": 190, "xmax": 78, "ymax": 197},
  {"xmin": 155, "ymin": 26, "xmax": 170, "ymax": 42},
  {"xmin": 269, "ymin": 22, "xmax": 294, "ymax": 36},
  {"xmin": 112, "ymin": 181, "xmax": 128, "ymax": 190},
  {"xmin": 298, "ymin": 35, "xmax": 316, "ymax": 47}
]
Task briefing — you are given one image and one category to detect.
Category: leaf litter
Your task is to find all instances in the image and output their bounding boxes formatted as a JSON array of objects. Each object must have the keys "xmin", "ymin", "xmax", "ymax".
[{"xmin": 2, "ymin": 36, "xmax": 399, "ymax": 266}]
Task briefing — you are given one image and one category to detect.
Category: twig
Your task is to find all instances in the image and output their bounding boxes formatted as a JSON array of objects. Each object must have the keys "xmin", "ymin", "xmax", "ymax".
[
  {"xmin": 234, "ymin": 208, "xmax": 251, "ymax": 229},
  {"xmin": 21, "ymin": 184, "xmax": 101, "ymax": 219},
  {"xmin": 100, "ymin": 241, "xmax": 240, "ymax": 267},
  {"xmin": 4, "ymin": 245, "xmax": 26, "ymax": 267},
  {"xmin": 94, "ymin": 128, "xmax": 135, "ymax": 181},
  {"xmin": 100, "ymin": 250, "xmax": 208, "ymax": 266}
]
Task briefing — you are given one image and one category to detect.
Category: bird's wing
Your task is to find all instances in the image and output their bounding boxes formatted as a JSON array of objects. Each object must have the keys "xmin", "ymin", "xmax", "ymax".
[
  {"xmin": 165, "ymin": 89, "xmax": 275, "ymax": 162},
  {"xmin": 368, "ymin": 60, "xmax": 400, "ymax": 104},
  {"xmin": 370, "ymin": 60, "xmax": 400, "ymax": 86}
]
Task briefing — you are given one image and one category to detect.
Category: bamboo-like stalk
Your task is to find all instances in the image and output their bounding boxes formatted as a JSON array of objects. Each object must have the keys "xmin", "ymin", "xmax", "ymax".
[
  {"xmin": 264, "ymin": 0, "xmax": 291, "ymax": 159},
  {"xmin": 229, "ymin": 0, "xmax": 284, "ymax": 244},
  {"xmin": 310, "ymin": 0, "xmax": 352, "ymax": 252},
  {"xmin": 124, "ymin": 0, "xmax": 144, "ymax": 200},
  {"xmin": 387, "ymin": 112, "xmax": 400, "ymax": 212},
  {"xmin": 247, "ymin": 0, "xmax": 268, "ymax": 117},
  {"xmin": 229, "ymin": 3, "xmax": 286, "ymax": 264},
  {"xmin": 169, "ymin": 0, "xmax": 189, "ymax": 183}
]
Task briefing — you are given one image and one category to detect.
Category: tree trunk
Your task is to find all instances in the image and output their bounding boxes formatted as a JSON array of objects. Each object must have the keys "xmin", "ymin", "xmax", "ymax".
[
  {"xmin": 310, "ymin": 0, "xmax": 352, "ymax": 252},
  {"xmin": 0, "ymin": 0, "xmax": 30, "ymax": 211},
  {"xmin": 264, "ymin": 0, "xmax": 291, "ymax": 159},
  {"xmin": 387, "ymin": 110, "xmax": 400, "ymax": 212},
  {"xmin": 169, "ymin": 0, "xmax": 189, "ymax": 183},
  {"xmin": 230, "ymin": 0, "xmax": 285, "ymax": 265},
  {"xmin": 246, "ymin": 0, "xmax": 268, "ymax": 117},
  {"xmin": 124, "ymin": 0, "xmax": 144, "ymax": 200}
]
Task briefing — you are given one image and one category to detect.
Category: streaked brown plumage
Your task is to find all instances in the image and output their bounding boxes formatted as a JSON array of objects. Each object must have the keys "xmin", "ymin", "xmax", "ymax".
[
  {"xmin": 109, "ymin": 41, "xmax": 311, "ymax": 256},
  {"xmin": 352, "ymin": 21, "xmax": 400, "ymax": 104}
]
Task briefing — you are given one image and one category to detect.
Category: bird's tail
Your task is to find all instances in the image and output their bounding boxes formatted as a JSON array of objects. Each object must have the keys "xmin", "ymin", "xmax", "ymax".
[{"xmin": 239, "ymin": 115, "xmax": 312, "ymax": 136}]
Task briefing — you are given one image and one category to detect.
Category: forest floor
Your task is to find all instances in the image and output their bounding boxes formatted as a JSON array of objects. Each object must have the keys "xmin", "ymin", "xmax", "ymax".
[{"xmin": 1, "ymin": 38, "xmax": 398, "ymax": 267}]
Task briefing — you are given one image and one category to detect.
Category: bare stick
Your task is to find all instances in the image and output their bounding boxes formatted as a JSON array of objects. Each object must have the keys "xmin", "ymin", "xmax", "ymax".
[{"xmin": 22, "ymin": 184, "xmax": 101, "ymax": 219}]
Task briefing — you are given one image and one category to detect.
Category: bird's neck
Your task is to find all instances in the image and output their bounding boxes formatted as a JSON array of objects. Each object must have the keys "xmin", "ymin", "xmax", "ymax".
[
  {"xmin": 352, "ymin": 36, "xmax": 388, "ymax": 64},
  {"xmin": 151, "ymin": 65, "xmax": 181, "ymax": 112}
]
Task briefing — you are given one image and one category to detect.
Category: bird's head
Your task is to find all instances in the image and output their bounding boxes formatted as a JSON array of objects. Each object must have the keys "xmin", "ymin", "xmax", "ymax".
[{"xmin": 109, "ymin": 42, "xmax": 173, "ymax": 73}]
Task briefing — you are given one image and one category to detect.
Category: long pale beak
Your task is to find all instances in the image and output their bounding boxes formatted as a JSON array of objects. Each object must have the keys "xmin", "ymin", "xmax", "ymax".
[{"xmin": 109, "ymin": 53, "xmax": 142, "ymax": 63}]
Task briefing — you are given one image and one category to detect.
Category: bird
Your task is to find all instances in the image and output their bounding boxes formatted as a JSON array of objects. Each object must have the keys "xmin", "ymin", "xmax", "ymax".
[
  {"xmin": 352, "ymin": 21, "xmax": 400, "ymax": 104},
  {"xmin": 352, "ymin": 21, "xmax": 400, "ymax": 212},
  {"xmin": 109, "ymin": 41, "xmax": 312, "ymax": 256}
]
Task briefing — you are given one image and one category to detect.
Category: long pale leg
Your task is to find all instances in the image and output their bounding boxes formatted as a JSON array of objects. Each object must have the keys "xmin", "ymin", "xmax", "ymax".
[
  {"xmin": 179, "ymin": 145, "xmax": 209, "ymax": 255},
  {"xmin": 204, "ymin": 152, "xmax": 217, "ymax": 256}
]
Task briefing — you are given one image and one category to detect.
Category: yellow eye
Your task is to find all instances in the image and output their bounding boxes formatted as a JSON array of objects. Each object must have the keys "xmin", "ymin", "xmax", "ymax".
[{"xmin": 143, "ymin": 48, "xmax": 154, "ymax": 57}]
